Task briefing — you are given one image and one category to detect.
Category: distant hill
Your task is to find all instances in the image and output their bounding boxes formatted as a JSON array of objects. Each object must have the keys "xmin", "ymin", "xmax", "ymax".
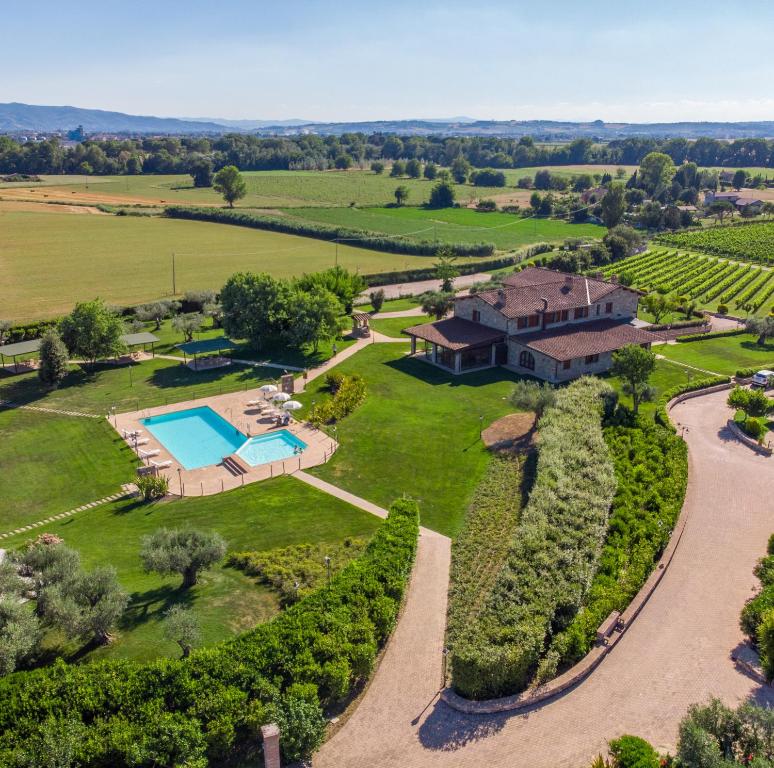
[
  {"xmin": 0, "ymin": 103, "xmax": 229, "ymax": 134},
  {"xmin": 3, "ymin": 102, "xmax": 774, "ymax": 140}
]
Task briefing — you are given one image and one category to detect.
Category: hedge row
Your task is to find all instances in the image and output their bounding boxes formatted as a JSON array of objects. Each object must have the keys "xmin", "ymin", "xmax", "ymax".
[
  {"xmin": 654, "ymin": 376, "xmax": 731, "ymax": 431},
  {"xmin": 450, "ymin": 378, "xmax": 617, "ymax": 699},
  {"xmin": 2, "ymin": 319, "xmax": 59, "ymax": 344},
  {"xmin": 675, "ymin": 328, "xmax": 749, "ymax": 343},
  {"xmin": 0, "ymin": 499, "xmax": 419, "ymax": 767},
  {"xmin": 164, "ymin": 205, "xmax": 495, "ymax": 258},
  {"xmin": 447, "ymin": 452, "xmax": 527, "ymax": 650},
  {"xmin": 644, "ymin": 318, "xmax": 707, "ymax": 332},
  {"xmin": 545, "ymin": 420, "xmax": 688, "ymax": 670}
]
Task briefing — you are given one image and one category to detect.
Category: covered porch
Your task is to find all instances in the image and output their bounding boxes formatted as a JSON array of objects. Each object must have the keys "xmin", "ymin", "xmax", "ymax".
[{"xmin": 403, "ymin": 317, "xmax": 506, "ymax": 374}]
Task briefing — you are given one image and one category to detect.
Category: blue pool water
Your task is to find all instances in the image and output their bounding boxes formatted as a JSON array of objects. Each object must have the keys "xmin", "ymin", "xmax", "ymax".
[
  {"xmin": 141, "ymin": 406, "xmax": 246, "ymax": 470},
  {"xmin": 237, "ymin": 430, "xmax": 308, "ymax": 467}
]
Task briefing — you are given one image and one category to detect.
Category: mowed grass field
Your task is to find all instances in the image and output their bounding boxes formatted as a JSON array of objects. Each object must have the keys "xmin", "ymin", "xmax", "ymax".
[
  {"xmin": 0, "ymin": 166, "xmax": 637, "ymax": 209},
  {"xmin": 287, "ymin": 206, "xmax": 605, "ymax": 249},
  {"xmin": 0, "ymin": 209, "xmax": 467, "ymax": 321}
]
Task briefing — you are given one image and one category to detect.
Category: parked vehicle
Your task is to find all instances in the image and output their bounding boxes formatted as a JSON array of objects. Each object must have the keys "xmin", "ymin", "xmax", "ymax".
[{"xmin": 751, "ymin": 370, "xmax": 774, "ymax": 388}]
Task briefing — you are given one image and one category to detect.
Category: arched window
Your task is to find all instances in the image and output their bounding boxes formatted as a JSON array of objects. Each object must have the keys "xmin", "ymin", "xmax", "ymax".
[{"xmin": 519, "ymin": 350, "xmax": 535, "ymax": 370}]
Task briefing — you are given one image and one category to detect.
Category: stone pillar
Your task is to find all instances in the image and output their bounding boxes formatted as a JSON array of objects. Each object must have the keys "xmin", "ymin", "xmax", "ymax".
[
  {"xmin": 431, "ymin": 344, "xmax": 438, "ymax": 364},
  {"xmin": 490, "ymin": 344, "xmax": 496, "ymax": 366},
  {"xmin": 454, "ymin": 352, "xmax": 462, "ymax": 374},
  {"xmin": 411, "ymin": 336, "xmax": 417, "ymax": 355},
  {"xmin": 262, "ymin": 723, "xmax": 281, "ymax": 768}
]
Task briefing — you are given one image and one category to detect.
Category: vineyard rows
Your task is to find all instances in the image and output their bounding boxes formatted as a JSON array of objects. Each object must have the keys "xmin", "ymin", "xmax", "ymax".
[
  {"xmin": 597, "ymin": 250, "xmax": 774, "ymax": 314},
  {"xmin": 657, "ymin": 220, "xmax": 774, "ymax": 264}
]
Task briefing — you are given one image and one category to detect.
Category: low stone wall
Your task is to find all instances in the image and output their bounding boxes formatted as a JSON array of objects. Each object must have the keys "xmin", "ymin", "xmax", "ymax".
[
  {"xmin": 439, "ymin": 385, "xmax": 714, "ymax": 715},
  {"xmin": 726, "ymin": 419, "xmax": 773, "ymax": 456}
]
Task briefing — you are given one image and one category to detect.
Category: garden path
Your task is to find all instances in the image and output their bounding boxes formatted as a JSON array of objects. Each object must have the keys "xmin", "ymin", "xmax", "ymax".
[{"xmin": 313, "ymin": 388, "xmax": 774, "ymax": 768}]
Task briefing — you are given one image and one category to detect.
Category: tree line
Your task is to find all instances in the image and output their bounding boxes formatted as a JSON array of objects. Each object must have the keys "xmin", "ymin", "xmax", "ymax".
[{"xmin": 4, "ymin": 132, "xmax": 774, "ymax": 176}]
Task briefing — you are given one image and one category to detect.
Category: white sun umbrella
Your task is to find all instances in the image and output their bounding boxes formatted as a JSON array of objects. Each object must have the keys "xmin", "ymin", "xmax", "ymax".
[
  {"xmin": 259, "ymin": 384, "xmax": 278, "ymax": 396},
  {"xmin": 282, "ymin": 400, "xmax": 303, "ymax": 411},
  {"xmin": 272, "ymin": 392, "xmax": 291, "ymax": 403}
]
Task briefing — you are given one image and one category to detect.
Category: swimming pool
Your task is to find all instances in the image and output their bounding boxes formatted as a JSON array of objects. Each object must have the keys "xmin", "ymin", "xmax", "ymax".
[
  {"xmin": 141, "ymin": 406, "xmax": 246, "ymax": 470},
  {"xmin": 237, "ymin": 430, "xmax": 308, "ymax": 467}
]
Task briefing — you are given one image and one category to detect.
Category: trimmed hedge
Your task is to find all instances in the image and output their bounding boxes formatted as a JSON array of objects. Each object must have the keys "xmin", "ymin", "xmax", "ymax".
[
  {"xmin": 546, "ymin": 420, "xmax": 688, "ymax": 668},
  {"xmin": 447, "ymin": 452, "xmax": 527, "ymax": 650},
  {"xmin": 0, "ymin": 499, "xmax": 419, "ymax": 767},
  {"xmin": 450, "ymin": 378, "xmax": 617, "ymax": 699},
  {"xmin": 654, "ymin": 376, "xmax": 731, "ymax": 430},
  {"xmin": 644, "ymin": 319, "xmax": 707, "ymax": 332},
  {"xmin": 165, "ymin": 205, "xmax": 495, "ymax": 258},
  {"xmin": 3, "ymin": 319, "xmax": 59, "ymax": 344},
  {"xmin": 676, "ymin": 328, "xmax": 748, "ymax": 343}
]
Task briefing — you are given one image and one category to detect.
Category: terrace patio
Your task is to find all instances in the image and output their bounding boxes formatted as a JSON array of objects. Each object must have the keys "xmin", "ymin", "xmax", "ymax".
[{"xmin": 112, "ymin": 387, "xmax": 336, "ymax": 496}]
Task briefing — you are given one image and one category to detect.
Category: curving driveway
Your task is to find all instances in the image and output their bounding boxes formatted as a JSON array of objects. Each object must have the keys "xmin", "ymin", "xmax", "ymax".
[{"xmin": 314, "ymin": 389, "xmax": 774, "ymax": 768}]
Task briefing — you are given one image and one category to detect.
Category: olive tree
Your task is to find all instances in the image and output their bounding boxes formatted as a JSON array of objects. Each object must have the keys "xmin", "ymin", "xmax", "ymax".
[
  {"xmin": 164, "ymin": 604, "xmax": 201, "ymax": 658},
  {"xmin": 172, "ymin": 312, "xmax": 204, "ymax": 342},
  {"xmin": 44, "ymin": 566, "xmax": 128, "ymax": 646},
  {"xmin": 141, "ymin": 528, "xmax": 227, "ymax": 588},
  {"xmin": 0, "ymin": 597, "xmax": 40, "ymax": 675},
  {"xmin": 747, "ymin": 315, "xmax": 774, "ymax": 346},
  {"xmin": 420, "ymin": 291, "xmax": 455, "ymax": 320},
  {"xmin": 611, "ymin": 344, "xmax": 657, "ymax": 415},
  {"xmin": 510, "ymin": 380, "xmax": 557, "ymax": 420}
]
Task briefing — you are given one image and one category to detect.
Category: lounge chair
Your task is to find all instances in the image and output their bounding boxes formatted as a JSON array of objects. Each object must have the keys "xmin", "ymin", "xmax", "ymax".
[
  {"xmin": 132, "ymin": 438, "xmax": 149, "ymax": 446},
  {"xmin": 150, "ymin": 459, "xmax": 172, "ymax": 469},
  {"xmin": 139, "ymin": 448, "xmax": 160, "ymax": 458},
  {"xmin": 246, "ymin": 399, "xmax": 262, "ymax": 407},
  {"xmin": 122, "ymin": 428, "xmax": 143, "ymax": 438}
]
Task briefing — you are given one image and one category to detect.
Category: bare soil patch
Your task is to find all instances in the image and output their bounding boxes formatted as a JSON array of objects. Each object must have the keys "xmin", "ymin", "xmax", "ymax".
[
  {"xmin": 464, "ymin": 189, "xmax": 535, "ymax": 209},
  {"xmin": 482, "ymin": 412, "xmax": 536, "ymax": 452},
  {"xmin": 0, "ymin": 199, "xmax": 106, "ymax": 215}
]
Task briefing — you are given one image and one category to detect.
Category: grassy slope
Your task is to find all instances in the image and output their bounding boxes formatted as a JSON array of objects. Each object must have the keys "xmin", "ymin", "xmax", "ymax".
[
  {"xmin": 287, "ymin": 206, "xmax": 605, "ymax": 250},
  {"xmin": 1, "ymin": 477, "xmax": 381, "ymax": 663},
  {"xmin": 657, "ymin": 333, "xmax": 774, "ymax": 375},
  {"xmin": 0, "ymin": 409, "xmax": 138, "ymax": 530},
  {"xmin": 298, "ymin": 343, "xmax": 517, "ymax": 537},
  {"xmin": 0, "ymin": 210, "xmax": 460, "ymax": 322},
  {"xmin": 370, "ymin": 316, "xmax": 418, "ymax": 338}
]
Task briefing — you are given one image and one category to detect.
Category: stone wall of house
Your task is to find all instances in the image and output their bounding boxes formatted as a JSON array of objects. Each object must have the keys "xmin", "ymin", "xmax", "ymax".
[
  {"xmin": 507, "ymin": 340, "xmax": 616, "ymax": 383},
  {"xmin": 454, "ymin": 295, "xmax": 512, "ymax": 332}
]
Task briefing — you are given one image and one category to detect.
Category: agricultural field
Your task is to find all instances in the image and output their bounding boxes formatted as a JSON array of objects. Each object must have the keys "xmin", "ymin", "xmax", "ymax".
[
  {"xmin": 600, "ymin": 248, "xmax": 774, "ymax": 316},
  {"xmin": 0, "ymin": 208, "xmax": 470, "ymax": 322},
  {"xmin": 657, "ymin": 221, "xmax": 774, "ymax": 264},
  {"xmin": 286, "ymin": 205, "xmax": 605, "ymax": 250},
  {"xmin": 0, "ymin": 165, "xmax": 636, "ymax": 209}
]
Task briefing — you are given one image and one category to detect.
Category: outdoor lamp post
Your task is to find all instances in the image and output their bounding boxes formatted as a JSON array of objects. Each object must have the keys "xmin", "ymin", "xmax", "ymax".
[
  {"xmin": 177, "ymin": 467, "xmax": 182, "ymax": 497},
  {"xmin": 479, "ymin": 414, "xmax": 484, "ymax": 438},
  {"xmin": 324, "ymin": 555, "xmax": 331, "ymax": 588},
  {"xmin": 442, "ymin": 647, "xmax": 449, "ymax": 686}
]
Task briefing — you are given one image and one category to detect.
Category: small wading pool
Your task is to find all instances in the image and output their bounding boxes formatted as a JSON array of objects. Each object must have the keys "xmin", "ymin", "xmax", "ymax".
[
  {"xmin": 141, "ymin": 406, "xmax": 306, "ymax": 470},
  {"xmin": 237, "ymin": 431, "xmax": 308, "ymax": 467}
]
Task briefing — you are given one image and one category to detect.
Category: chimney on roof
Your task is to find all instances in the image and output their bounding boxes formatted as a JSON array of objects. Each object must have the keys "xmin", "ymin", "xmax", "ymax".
[
  {"xmin": 497, "ymin": 289, "xmax": 506, "ymax": 305},
  {"xmin": 565, "ymin": 274, "xmax": 573, "ymax": 285},
  {"xmin": 539, "ymin": 297, "xmax": 549, "ymax": 313},
  {"xmin": 610, "ymin": 274, "xmax": 618, "ymax": 284}
]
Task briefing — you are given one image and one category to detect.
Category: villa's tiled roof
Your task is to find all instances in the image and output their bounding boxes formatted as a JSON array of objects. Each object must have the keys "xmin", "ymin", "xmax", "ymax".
[
  {"xmin": 513, "ymin": 320, "xmax": 657, "ymax": 361},
  {"xmin": 403, "ymin": 317, "xmax": 505, "ymax": 351},
  {"xmin": 467, "ymin": 266, "xmax": 624, "ymax": 318}
]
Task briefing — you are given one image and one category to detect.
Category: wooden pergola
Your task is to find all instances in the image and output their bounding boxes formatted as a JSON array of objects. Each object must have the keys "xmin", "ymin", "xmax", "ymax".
[
  {"xmin": 176, "ymin": 336, "xmax": 236, "ymax": 369},
  {"xmin": 119, "ymin": 332, "xmax": 159, "ymax": 357}
]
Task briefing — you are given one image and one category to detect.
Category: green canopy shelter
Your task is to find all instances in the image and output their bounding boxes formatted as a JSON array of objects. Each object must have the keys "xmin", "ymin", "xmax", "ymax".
[
  {"xmin": 119, "ymin": 332, "xmax": 159, "ymax": 357},
  {"xmin": 0, "ymin": 339, "xmax": 41, "ymax": 373},
  {"xmin": 176, "ymin": 337, "xmax": 236, "ymax": 369}
]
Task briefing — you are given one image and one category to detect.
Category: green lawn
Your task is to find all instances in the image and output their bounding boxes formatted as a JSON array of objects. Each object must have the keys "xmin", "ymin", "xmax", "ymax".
[
  {"xmin": 356, "ymin": 296, "xmax": 421, "ymax": 313},
  {"xmin": 657, "ymin": 333, "xmax": 774, "ymax": 376},
  {"xmin": 0, "ymin": 356, "xmax": 276, "ymax": 414},
  {"xmin": 0, "ymin": 409, "xmax": 138, "ymax": 530},
  {"xmin": 1, "ymin": 476, "xmax": 381, "ymax": 663},
  {"xmin": 0, "ymin": 209, "xmax": 467, "ymax": 322},
  {"xmin": 297, "ymin": 343, "xmax": 518, "ymax": 537},
  {"xmin": 370, "ymin": 316, "xmax": 419, "ymax": 338},
  {"xmin": 287, "ymin": 206, "xmax": 605, "ymax": 250}
]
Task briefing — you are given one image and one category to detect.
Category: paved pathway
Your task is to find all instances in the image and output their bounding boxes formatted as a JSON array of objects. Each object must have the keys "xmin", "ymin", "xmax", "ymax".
[
  {"xmin": 313, "ymin": 389, "xmax": 774, "ymax": 768},
  {"xmin": 373, "ymin": 307, "xmax": 426, "ymax": 320},
  {"xmin": 358, "ymin": 273, "xmax": 494, "ymax": 302}
]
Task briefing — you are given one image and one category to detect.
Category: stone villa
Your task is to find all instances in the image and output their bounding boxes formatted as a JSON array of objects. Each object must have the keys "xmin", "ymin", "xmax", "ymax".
[{"xmin": 403, "ymin": 266, "xmax": 656, "ymax": 383}]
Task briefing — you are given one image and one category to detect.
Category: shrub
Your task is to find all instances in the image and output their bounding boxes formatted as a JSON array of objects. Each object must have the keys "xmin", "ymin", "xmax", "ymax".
[
  {"xmin": 740, "ymin": 585, "xmax": 774, "ymax": 638},
  {"xmin": 548, "ymin": 420, "xmax": 687, "ymax": 667},
  {"xmin": 309, "ymin": 374, "xmax": 366, "ymax": 426},
  {"xmin": 450, "ymin": 378, "xmax": 617, "ymax": 698},
  {"xmin": 476, "ymin": 199, "xmax": 498, "ymax": 211},
  {"xmin": 609, "ymin": 735, "xmax": 660, "ymax": 768},
  {"xmin": 717, "ymin": 303, "xmax": 728, "ymax": 314},
  {"xmin": 325, "ymin": 371, "xmax": 345, "ymax": 394},
  {"xmin": 741, "ymin": 416, "xmax": 766, "ymax": 441},
  {"xmin": 676, "ymin": 328, "xmax": 748, "ymax": 343},
  {"xmin": 134, "ymin": 474, "xmax": 169, "ymax": 501},
  {"xmin": 368, "ymin": 288, "xmax": 385, "ymax": 313},
  {"xmin": 754, "ymin": 555, "xmax": 774, "ymax": 587},
  {"xmin": 0, "ymin": 499, "xmax": 419, "ymax": 765},
  {"xmin": 758, "ymin": 609, "xmax": 774, "ymax": 681},
  {"xmin": 165, "ymin": 206, "xmax": 493, "ymax": 258}
]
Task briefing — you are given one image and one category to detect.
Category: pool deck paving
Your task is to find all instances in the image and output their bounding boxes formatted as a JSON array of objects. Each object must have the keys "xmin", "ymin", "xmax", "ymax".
[{"xmin": 112, "ymin": 388, "xmax": 336, "ymax": 497}]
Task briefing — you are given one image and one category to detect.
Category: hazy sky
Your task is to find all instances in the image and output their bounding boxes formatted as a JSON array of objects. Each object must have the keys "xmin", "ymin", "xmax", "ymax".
[{"xmin": 4, "ymin": 0, "xmax": 774, "ymax": 123}]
